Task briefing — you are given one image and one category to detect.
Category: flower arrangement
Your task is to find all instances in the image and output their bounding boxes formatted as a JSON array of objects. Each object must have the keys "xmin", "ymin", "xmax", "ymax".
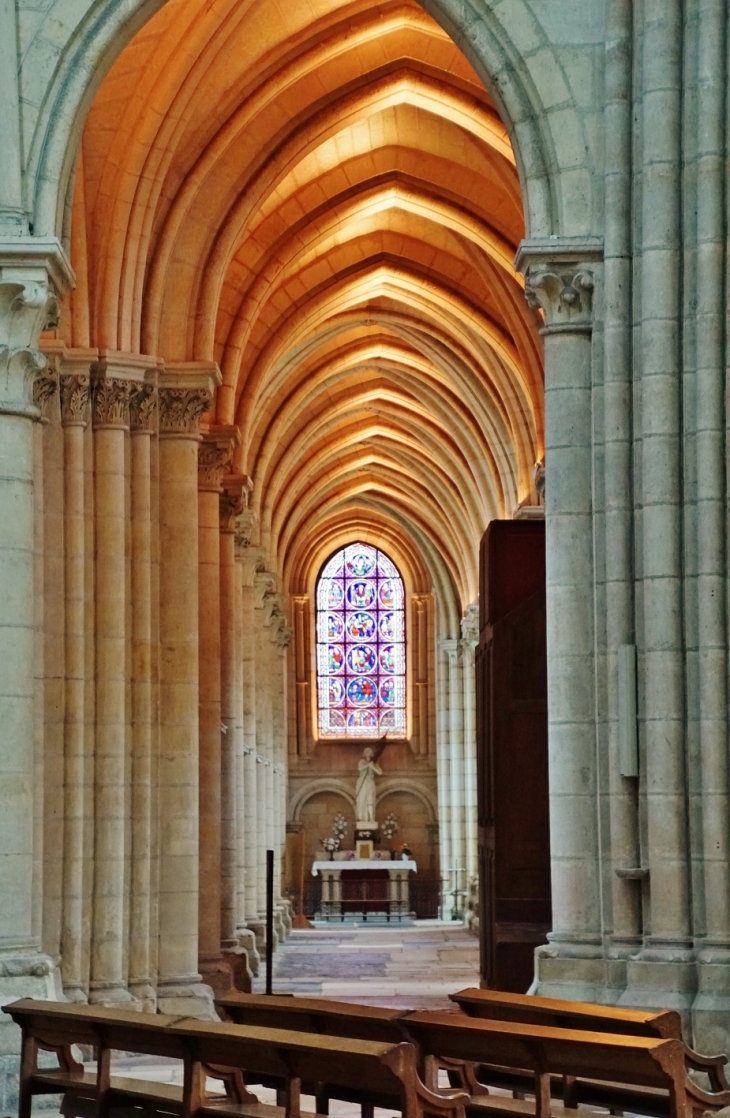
[
  {"xmin": 399, "ymin": 842, "xmax": 413, "ymax": 860},
  {"xmin": 381, "ymin": 812, "xmax": 399, "ymax": 842},
  {"xmin": 320, "ymin": 835, "xmax": 339, "ymax": 859},
  {"xmin": 332, "ymin": 813, "xmax": 348, "ymax": 841}
]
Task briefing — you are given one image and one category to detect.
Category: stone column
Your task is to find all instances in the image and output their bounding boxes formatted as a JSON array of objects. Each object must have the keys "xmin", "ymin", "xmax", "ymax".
[
  {"xmin": 89, "ymin": 357, "xmax": 140, "ymax": 1005},
  {"xmin": 240, "ymin": 552, "xmax": 263, "ymax": 946},
  {"xmin": 31, "ymin": 364, "xmax": 58, "ymax": 946},
  {"xmin": 435, "ymin": 641, "xmax": 453, "ymax": 916},
  {"xmin": 128, "ymin": 381, "xmax": 157, "ymax": 1011},
  {"xmin": 443, "ymin": 639, "xmax": 465, "ymax": 919},
  {"xmin": 692, "ymin": 0, "xmax": 730, "ymax": 1047},
  {"xmin": 517, "ymin": 242, "xmax": 604, "ymax": 997},
  {"xmin": 0, "ymin": 0, "xmax": 25, "ymax": 232},
  {"xmin": 234, "ymin": 517, "xmax": 259, "ymax": 973},
  {"xmin": 603, "ymin": 0, "xmax": 642, "ymax": 978},
  {"xmin": 59, "ymin": 362, "xmax": 92, "ymax": 1000},
  {"xmin": 0, "ymin": 244, "xmax": 72, "ymax": 1101},
  {"xmin": 461, "ymin": 605, "xmax": 479, "ymax": 886},
  {"xmin": 196, "ymin": 426, "xmax": 237, "ymax": 995},
  {"xmin": 413, "ymin": 595, "xmax": 430, "ymax": 757},
  {"xmin": 218, "ymin": 474, "xmax": 253, "ymax": 990},
  {"xmin": 156, "ymin": 366, "xmax": 219, "ymax": 1016},
  {"xmin": 292, "ymin": 596, "xmax": 310, "ymax": 756}
]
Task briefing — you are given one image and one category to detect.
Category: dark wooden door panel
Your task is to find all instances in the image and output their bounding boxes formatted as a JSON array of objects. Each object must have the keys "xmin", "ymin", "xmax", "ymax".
[{"xmin": 476, "ymin": 520, "xmax": 550, "ymax": 993}]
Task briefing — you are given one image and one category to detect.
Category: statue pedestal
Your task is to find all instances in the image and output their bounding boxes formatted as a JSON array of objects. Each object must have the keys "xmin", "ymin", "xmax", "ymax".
[{"xmin": 355, "ymin": 822, "xmax": 379, "ymax": 842}]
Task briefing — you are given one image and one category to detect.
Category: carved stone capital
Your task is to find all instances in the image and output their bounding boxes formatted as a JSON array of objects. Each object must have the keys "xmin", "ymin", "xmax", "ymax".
[
  {"xmin": 234, "ymin": 509, "xmax": 258, "ymax": 554},
  {"xmin": 220, "ymin": 473, "xmax": 253, "ymax": 531},
  {"xmin": 460, "ymin": 602, "xmax": 479, "ymax": 646},
  {"xmin": 254, "ymin": 570, "xmax": 277, "ymax": 609},
  {"xmin": 198, "ymin": 442, "xmax": 233, "ymax": 492},
  {"xmin": 92, "ymin": 376, "xmax": 135, "ymax": 429},
  {"xmin": 32, "ymin": 367, "xmax": 59, "ymax": 422},
  {"xmin": 524, "ymin": 267, "xmax": 594, "ymax": 333},
  {"xmin": 515, "ymin": 238, "xmax": 602, "ymax": 336},
  {"xmin": 440, "ymin": 638, "xmax": 461, "ymax": 666},
  {"xmin": 158, "ymin": 387, "xmax": 211, "ymax": 436},
  {"xmin": 130, "ymin": 384, "xmax": 158, "ymax": 432},
  {"xmin": 60, "ymin": 374, "xmax": 91, "ymax": 428}
]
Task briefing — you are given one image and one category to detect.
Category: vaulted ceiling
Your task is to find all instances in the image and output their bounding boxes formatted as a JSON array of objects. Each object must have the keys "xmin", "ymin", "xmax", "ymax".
[{"xmin": 68, "ymin": 0, "xmax": 543, "ymax": 612}]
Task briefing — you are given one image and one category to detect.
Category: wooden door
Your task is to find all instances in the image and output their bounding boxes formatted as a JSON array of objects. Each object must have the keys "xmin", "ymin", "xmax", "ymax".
[{"xmin": 476, "ymin": 520, "xmax": 551, "ymax": 992}]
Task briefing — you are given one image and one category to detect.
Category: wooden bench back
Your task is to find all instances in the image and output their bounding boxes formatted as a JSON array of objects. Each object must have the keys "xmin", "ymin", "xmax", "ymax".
[
  {"xmin": 450, "ymin": 988, "xmax": 682, "ymax": 1040},
  {"xmin": 402, "ymin": 1011, "xmax": 688, "ymax": 1118},
  {"xmin": 216, "ymin": 993, "xmax": 408, "ymax": 1042},
  {"xmin": 170, "ymin": 1016, "xmax": 416, "ymax": 1097},
  {"xmin": 4, "ymin": 999, "xmax": 191, "ymax": 1060}
]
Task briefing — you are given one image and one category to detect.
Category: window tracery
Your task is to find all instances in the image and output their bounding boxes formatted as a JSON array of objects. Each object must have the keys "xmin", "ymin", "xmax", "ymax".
[{"xmin": 316, "ymin": 542, "xmax": 406, "ymax": 739}]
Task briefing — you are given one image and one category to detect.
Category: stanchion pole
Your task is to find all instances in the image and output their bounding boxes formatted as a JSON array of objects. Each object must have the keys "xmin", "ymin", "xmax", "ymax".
[{"xmin": 266, "ymin": 848, "xmax": 274, "ymax": 995}]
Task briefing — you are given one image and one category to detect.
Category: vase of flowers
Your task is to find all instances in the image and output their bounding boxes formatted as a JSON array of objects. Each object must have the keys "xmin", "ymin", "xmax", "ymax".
[
  {"xmin": 321, "ymin": 836, "xmax": 339, "ymax": 860},
  {"xmin": 400, "ymin": 842, "xmax": 412, "ymax": 860}
]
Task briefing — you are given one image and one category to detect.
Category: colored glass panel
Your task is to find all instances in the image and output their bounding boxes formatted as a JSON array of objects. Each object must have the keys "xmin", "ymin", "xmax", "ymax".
[{"xmin": 316, "ymin": 542, "xmax": 406, "ymax": 738}]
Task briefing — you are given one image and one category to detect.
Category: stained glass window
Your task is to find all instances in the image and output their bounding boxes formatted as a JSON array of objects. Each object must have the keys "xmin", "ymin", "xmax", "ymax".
[{"xmin": 316, "ymin": 542, "xmax": 406, "ymax": 739}]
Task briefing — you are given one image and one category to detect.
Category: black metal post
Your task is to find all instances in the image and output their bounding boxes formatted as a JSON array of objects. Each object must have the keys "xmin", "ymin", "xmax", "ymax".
[{"xmin": 265, "ymin": 848, "xmax": 274, "ymax": 994}]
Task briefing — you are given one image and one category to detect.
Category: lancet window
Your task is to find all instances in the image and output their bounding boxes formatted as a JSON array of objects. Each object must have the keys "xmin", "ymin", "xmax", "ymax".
[{"xmin": 316, "ymin": 542, "xmax": 406, "ymax": 739}]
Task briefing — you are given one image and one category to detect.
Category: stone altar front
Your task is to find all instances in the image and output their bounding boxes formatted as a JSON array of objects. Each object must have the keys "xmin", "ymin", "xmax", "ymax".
[{"xmin": 311, "ymin": 860, "xmax": 417, "ymax": 921}]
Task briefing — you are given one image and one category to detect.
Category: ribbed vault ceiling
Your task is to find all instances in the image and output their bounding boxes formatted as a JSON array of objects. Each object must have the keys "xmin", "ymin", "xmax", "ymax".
[{"xmin": 68, "ymin": 0, "xmax": 543, "ymax": 612}]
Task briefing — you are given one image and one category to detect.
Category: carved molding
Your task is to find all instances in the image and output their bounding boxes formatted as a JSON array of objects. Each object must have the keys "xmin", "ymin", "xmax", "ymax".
[
  {"xmin": 130, "ymin": 383, "xmax": 158, "ymax": 432},
  {"xmin": 158, "ymin": 387, "xmax": 211, "ymax": 436},
  {"xmin": 234, "ymin": 509, "xmax": 258, "ymax": 554},
  {"xmin": 60, "ymin": 374, "xmax": 91, "ymax": 428},
  {"xmin": 460, "ymin": 602, "xmax": 479, "ymax": 646},
  {"xmin": 92, "ymin": 376, "xmax": 135, "ymax": 429},
  {"xmin": 220, "ymin": 474, "xmax": 252, "ymax": 530}
]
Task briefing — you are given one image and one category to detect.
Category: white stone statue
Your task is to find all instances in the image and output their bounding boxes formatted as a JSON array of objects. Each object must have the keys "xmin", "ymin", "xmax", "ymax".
[{"xmin": 355, "ymin": 745, "xmax": 383, "ymax": 825}]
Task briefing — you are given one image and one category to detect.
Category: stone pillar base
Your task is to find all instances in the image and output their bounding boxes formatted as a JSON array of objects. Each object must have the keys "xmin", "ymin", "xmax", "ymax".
[
  {"xmin": 278, "ymin": 901, "xmax": 293, "ymax": 937},
  {"xmin": 693, "ymin": 960, "xmax": 730, "ymax": 1053},
  {"xmin": 88, "ymin": 985, "xmax": 137, "ymax": 1007},
  {"xmin": 0, "ymin": 950, "xmax": 59, "ymax": 1115},
  {"xmin": 156, "ymin": 981, "xmax": 216, "ymax": 1019},
  {"xmin": 238, "ymin": 927, "xmax": 260, "ymax": 975},
  {"xmin": 222, "ymin": 945, "xmax": 253, "ymax": 992},
  {"xmin": 248, "ymin": 919, "xmax": 266, "ymax": 949},
  {"xmin": 273, "ymin": 909, "xmax": 285, "ymax": 943},
  {"xmin": 128, "ymin": 983, "xmax": 157, "ymax": 1013},
  {"xmin": 619, "ymin": 957, "xmax": 696, "ymax": 1036},
  {"xmin": 535, "ymin": 948, "xmax": 614, "ymax": 1004}
]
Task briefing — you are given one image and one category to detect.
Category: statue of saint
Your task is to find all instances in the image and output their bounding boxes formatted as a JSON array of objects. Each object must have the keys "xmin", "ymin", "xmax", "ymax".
[{"xmin": 355, "ymin": 745, "xmax": 383, "ymax": 825}]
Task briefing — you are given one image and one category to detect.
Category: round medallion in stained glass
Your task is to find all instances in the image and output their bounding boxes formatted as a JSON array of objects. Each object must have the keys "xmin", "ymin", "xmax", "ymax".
[
  {"xmin": 346, "ymin": 580, "xmax": 376, "ymax": 609},
  {"xmin": 329, "ymin": 678, "xmax": 345, "ymax": 705},
  {"xmin": 346, "ymin": 645, "xmax": 377, "ymax": 674},
  {"xmin": 379, "ymin": 579, "xmax": 396, "ymax": 608},
  {"xmin": 379, "ymin": 645, "xmax": 395, "ymax": 673},
  {"xmin": 329, "ymin": 710, "xmax": 346, "ymax": 729},
  {"xmin": 345, "ymin": 551, "xmax": 376, "ymax": 577},
  {"xmin": 327, "ymin": 582, "xmax": 344, "ymax": 609},
  {"xmin": 327, "ymin": 614, "xmax": 344, "ymax": 641},
  {"xmin": 380, "ymin": 710, "xmax": 397, "ymax": 730},
  {"xmin": 379, "ymin": 612, "xmax": 396, "ymax": 640},
  {"xmin": 328, "ymin": 646, "xmax": 344, "ymax": 673},
  {"xmin": 348, "ymin": 709, "xmax": 378, "ymax": 730},
  {"xmin": 379, "ymin": 677, "xmax": 396, "ymax": 705},
  {"xmin": 347, "ymin": 678, "xmax": 377, "ymax": 706},
  {"xmin": 347, "ymin": 611, "xmax": 376, "ymax": 640}
]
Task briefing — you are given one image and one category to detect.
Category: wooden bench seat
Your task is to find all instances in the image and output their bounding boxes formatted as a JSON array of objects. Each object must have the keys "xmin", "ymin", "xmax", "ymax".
[{"xmin": 3, "ymin": 998, "xmax": 468, "ymax": 1118}]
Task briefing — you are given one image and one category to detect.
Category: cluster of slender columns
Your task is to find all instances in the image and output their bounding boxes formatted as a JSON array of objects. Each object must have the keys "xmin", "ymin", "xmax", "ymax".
[
  {"xmin": 436, "ymin": 604, "xmax": 478, "ymax": 919},
  {"xmin": 0, "ymin": 307, "xmax": 293, "ymax": 1014}
]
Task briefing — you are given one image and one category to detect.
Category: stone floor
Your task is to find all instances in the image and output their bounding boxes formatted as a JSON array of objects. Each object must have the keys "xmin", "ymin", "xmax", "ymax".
[{"xmin": 255, "ymin": 919, "xmax": 480, "ymax": 1008}]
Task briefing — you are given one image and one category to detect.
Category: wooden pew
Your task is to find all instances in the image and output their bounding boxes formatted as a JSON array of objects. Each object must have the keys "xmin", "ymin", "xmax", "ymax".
[
  {"xmin": 401, "ymin": 1010, "xmax": 724, "ymax": 1118},
  {"xmin": 447, "ymin": 988, "xmax": 730, "ymax": 1113},
  {"xmin": 216, "ymin": 993, "xmax": 412, "ymax": 1117},
  {"xmin": 3, "ymin": 998, "xmax": 467, "ymax": 1118}
]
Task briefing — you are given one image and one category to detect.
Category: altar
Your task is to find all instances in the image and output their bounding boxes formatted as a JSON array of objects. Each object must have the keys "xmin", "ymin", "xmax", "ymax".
[{"xmin": 311, "ymin": 859, "xmax": 418, "ymax": 921}]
